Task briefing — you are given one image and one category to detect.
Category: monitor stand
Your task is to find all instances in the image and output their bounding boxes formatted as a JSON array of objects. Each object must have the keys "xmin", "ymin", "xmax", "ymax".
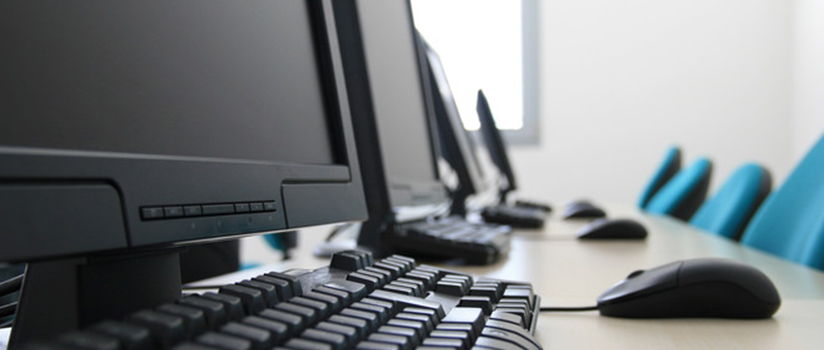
[{"xmin": 9, "ymin": 248, "xmax": 184, "ymax": 347}]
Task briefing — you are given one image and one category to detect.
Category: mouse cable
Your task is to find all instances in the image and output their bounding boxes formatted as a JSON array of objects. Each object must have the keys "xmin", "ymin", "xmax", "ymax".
[{"xmin": 540, "ymin": 305, "xmax": 599, "ymax": 312}]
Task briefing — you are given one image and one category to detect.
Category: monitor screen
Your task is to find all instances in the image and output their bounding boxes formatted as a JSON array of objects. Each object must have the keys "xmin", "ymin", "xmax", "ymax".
[
  {"xmin": 477, "ymin": 89, "xmax": 519, "ymax": 196},
  {"xmin": 354, "ymin": 0, "xmax": 447, "ymax": 211},
  {"xmin": 424, "ymin": 38, "xmax": 491, "ymax": 203},
  {"xmin": 0, "ymin": 0, "xmax": 367, "ymax": 340}
]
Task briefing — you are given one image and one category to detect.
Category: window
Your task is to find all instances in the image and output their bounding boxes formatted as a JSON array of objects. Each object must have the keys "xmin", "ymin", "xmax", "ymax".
[{"xmin": 411, "ymin": 0, "xmax": 539, "ymax": 144}]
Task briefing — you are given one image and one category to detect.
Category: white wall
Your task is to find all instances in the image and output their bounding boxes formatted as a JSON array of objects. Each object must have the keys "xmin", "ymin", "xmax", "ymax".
[
  {"xmin": 509, "ymin": 0, "xmax": 801, "ymax": 205},
  {"xmin": 792, "ymin": 0, "xmax": 824, "ymax": 162}
]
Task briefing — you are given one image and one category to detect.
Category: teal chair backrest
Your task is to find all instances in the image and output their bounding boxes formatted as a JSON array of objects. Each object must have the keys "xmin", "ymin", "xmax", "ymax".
[
  {"xmin": 740, "ymin": 134, "xmax": 824, "ymax": 270},
  {"xmin": 645, "ymin": 158, "xmax": 713, "ymax": 221},
  {"xmin": 690, "ymin": 163, "xmax": 771, "ymax": 241},
  {"xmin": 638, "ymin": 146, "xmax": 682, "ymax": 209}
]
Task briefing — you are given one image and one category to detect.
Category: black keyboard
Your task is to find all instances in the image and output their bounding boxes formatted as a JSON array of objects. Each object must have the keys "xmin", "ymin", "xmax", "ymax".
[
  {"xmin": 513, "ymin": 200, "xmax": 552, "ymax": 213},
  {"xmin": 481, "ymin": 205, "xmax": 546, "ymax": 229},
  {"xmin": 385, "ymin": 217, "xmax": 512, "ymax": 265},
  {"xmin": 26, "ymin": 251, "xmax": 543, "ymax": 350}
]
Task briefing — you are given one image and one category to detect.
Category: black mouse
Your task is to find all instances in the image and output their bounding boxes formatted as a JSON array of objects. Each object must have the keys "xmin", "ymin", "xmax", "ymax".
[
  {"xmin": 577, "ymin": 218, "xmax": 647, "ymax": 239},
  {"xmin": 562, "ymin": 201, "xmax": 606, "ymax": 219},
  {"xmin": 597, "ymin": 258, "xmax": 781, "ymax": 318}
]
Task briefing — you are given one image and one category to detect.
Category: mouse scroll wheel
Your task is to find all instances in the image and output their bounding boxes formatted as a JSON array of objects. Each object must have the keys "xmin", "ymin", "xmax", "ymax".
[{"xmin": 627, "ymin": 269, "xmax": 645, "ymax": 278}]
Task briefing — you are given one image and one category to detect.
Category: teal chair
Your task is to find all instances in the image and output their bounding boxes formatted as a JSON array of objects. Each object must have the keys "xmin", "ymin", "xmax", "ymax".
[
  {"xmin": 740, "ymin": 134, "xmax": 824, "ymax": 270},
  {"xmin": 690, "ymin": 163, "xmax": 772, "ymax": 241},
  {"xmin": 638, "ymin": 146, "xmax": 682, "ymax": 209},
  {"xmin": 645, "ymin": 158, "xmax": 713, "ymax": 221}
]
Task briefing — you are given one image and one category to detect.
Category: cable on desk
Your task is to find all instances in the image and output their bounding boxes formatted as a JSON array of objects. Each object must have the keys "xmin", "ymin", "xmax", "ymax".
[{"xmin": 540, "ymin": 305, "xmax": 599, "ymax": 312}]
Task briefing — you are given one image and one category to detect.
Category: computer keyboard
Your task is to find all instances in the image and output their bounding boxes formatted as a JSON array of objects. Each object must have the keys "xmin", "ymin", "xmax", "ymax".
[
  {"xmin": 26, "ymin": 250, "xmax": 543, "ymax": 350},
  {"xmin": 513, "ymin": 200, "xmax": 552, "ymax": 213},
  {"xmin": 481, "ymin": 205, "xmax": 546, "ymax": 229},
  {"xmin": 385, "ymin": 216, "xmax": 512, "ymax": 265}
]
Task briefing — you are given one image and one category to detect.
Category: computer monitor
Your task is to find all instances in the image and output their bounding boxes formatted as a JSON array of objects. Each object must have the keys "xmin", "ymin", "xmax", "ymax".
[
  {"xmin": 0, "ymin": 0, "xmax": 366, "ymax": 343},
  {"xmin": 332, "ymin": 0, "xmax": 449, "ymax": 254},
  {"xmin": 477, "ymin": 89, "xmax": 520, "ymax": 202},
  {"xmin": 423, "ymin": 38, "xmax": 494, "ymax": 216}
]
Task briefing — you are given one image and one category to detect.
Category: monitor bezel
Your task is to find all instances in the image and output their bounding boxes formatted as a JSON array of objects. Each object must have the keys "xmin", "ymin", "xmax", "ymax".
[{"xmin": 0, "ymin": 0, "xmax": 367, "ymax": 263}]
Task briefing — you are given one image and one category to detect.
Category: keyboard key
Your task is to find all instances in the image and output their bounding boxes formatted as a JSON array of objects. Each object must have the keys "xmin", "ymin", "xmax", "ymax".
[
  {"xmin": 220, "ymin": 322, "xmax": 272, "ymax": 350},
  {"xmin": 328, "ymin": 315, "xmax": 369, "ymax": 339},
  {"xmin": 458, "ymin": 296, "xmax": 493, "ymax": 315},
  {"xmin": 441, "ymin": 307, "xmax": 484, "ymax": 336},
  {"xmin": 196, "ymin": 332, "xmax": 252, "ymax": 350},
  {"xmin": 283, "ymin": 338, "xmax": 333, "ymax": 350},
  {"xmin": 484, "ymin": 320, "xmax": 542, "ymax": 349},
  {"xmin": 355, "ymin": 340, "xmax": 400, "ymax": 350},
  {"xmin": 339, "ymin": 308, "xmax": 380, "ymax": 333},
  {"xmin": 89, "ymin": 321, "xmax": 152, "ymax": 350},
  {"xmin": 393, "ymin": 313, "xmax": 434, "ymax": 334},
  {"xmin": 291, "ymin": 296, "xmax": 331, "ymax": 319},
  {"xmin": 237, "ymin": 280, "xmax": 280, "ymax": 307},
  {"xmin": 490, "ymin": 310, "xmax": 524, "ymax": 328},
  {"xmin": 376, "ymin": 326, "xmax": 420, "ymax": 348},
  {"xmin": 435, "ymin": 281, "xmax": 466, "ymax": 296},
  {"xmin": 304, "ymin": 291, "xmax": 343, "ymax": 314},
  {"xmin": 273, "ymin": 302, "xmax": 318, "ymax": 327},
  {"xmin": 331, "ymin": 251, "xmax": 366, "ymax": 271},
  {"xmin": 219, "ymin": 285, "xmax": 265, "ymax": 315},
  {"xmin": 383, "ymin": 284, "xmax": 415, "ymax": 296},
  {"xmin": 347, "ymin": 272, "xmax": 380, "ymax": 291},
  {"xmin": 252, "ymin": 276, "xmax": 294, "ymax": 301},
  {"xmin": 178, "ymin": 296, "xmax": 228, "ymax": 329},
  {"xmin": 300, "ymin": 328, "xmax": 347, "ymax": 350},
  {"xmin": 313, "ymin": 286, "xmax": 351, "ymax": 308},
  {"xmin": 367, "ymin": 333, "xmax": 411, "ymax": 350},
  {"xmin": 127, "ymin": 310, "xmax": 186, "ymax": 349},
  {"xmin": 314, "ymin": 322, "xmax": 359, "ymax": 347},
  {"xmin": 420, "ymin": 337, "xmax": 464, "ymax": 349},
  {"xmin": 324, "ymin": 281, "xmax": 368, "ymax": 301},
  {"xmin": 265, "ymin": 272, "xmax": 303, "ymax": 297},
  {"xmin": 427, "ymin": 330, "xmax": 470, "ymax": 349},
  {"xmin": 385, "ymin": 319, "xmax": 426, "ymax": 341},
  {"xmin": 258, "ymin": 309, "xmax": 304, "ymax": 336},
  {"xmin": 350, "ymin": 302, "xmax": 390, "ymax": 324},
  {"xmin": 156, "ymin": 303, "xmax": 208, "ymax": 339},
  {"xmin": 480, "ymin": 325, "xmax": 540, "ymax": 350},
  {"xmin": 241, "ymin": 316, "xmax": 288, "ymax": 344},
  {"xmin": 360, "ymin": 298, "xmax": 397, "ymax": 317},
  {"xmin": 368, "ymin": 290, "xmax": 445, "ymax": 319},
  {"xmin": 201, "ymin": 293, "xmax": 245, "ymax": 321},
  {"xmin": 59, "ymin": 331, "xmax": 120, "ymax": 350}
]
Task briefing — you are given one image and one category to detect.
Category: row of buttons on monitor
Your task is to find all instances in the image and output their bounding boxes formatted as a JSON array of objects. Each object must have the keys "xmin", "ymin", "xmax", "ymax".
[{"xmin": 141, "ymin": 201, "xmax": 277, "ymax": 220}]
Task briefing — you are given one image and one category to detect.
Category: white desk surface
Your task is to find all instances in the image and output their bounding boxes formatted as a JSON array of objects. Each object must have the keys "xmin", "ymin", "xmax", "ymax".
[
  {"xmin": 7, "ymin": 205, "xmax": 824, "ymax": 349},
  {"xmin": 207, "ymin": 204, "xmax": 824, "ymax": 350}
]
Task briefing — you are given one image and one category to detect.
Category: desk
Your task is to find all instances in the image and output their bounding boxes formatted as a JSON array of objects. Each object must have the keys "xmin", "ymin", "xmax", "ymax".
[
  {"xmin": 228, "ymin": 205, "xmax": 824, "ymax": 349},
  {"xmin": 8, "ymin": 206, "xmax": 821, "ymax": 349}
]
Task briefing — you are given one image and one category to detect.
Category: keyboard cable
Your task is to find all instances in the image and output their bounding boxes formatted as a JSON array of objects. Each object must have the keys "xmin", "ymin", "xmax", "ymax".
[{"xmin": 540, "ymin": 305, "xmax": 599, "ymax": 312}]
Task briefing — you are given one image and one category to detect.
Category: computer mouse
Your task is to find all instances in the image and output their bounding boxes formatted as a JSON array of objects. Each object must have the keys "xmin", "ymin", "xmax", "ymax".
[
  {"xmin": 562, "ymin": 201, "xmax": 607, "ymax": 219},
  {"xmin": 597, "ymin": 258, "xmax": 781, "ymax": 318},
  {"xmin": 577, "ymin": 218, "xmax": 647, "ymax": 239}
]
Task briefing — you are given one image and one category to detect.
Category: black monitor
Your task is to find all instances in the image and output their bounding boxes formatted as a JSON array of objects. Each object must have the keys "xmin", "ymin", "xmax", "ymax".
[
  {"xmin": 332, "ymin": 0, "xmax": 449, "ymax": 254},
  {"xmin": 476, "ymin": 90, "xmax": 520, "ymax": 202},
  {"xmin": 0, "ymin": 0, "xmax": 366, "ymax": 343},
  {"xmin": 423, "ymin": 38, "xmax": 493, "ymax": 216}
]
